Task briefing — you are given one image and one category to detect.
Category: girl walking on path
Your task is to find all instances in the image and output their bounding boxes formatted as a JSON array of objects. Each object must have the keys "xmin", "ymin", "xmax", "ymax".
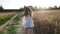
[{"xmin": 21, "ymin": 6, "xmax": 34, "ymax": 34}]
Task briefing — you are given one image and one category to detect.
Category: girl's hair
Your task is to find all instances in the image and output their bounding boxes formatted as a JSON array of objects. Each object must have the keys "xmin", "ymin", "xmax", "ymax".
[{"xmin": 24, "ymin": 6, "xmax": 33, "ymax": 16}]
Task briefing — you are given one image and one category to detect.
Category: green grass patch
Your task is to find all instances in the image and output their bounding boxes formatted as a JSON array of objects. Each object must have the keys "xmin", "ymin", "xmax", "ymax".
[
  {"xmin": 0, "ymin": 13, "xmax": 17, "ymax": 26},
  {"xmin": 13, "ymin": 14, "xmax": 20, "ymax": 22},
  {"xmin": 5, "ymin": 13, "xmax": 20, "ymax": 34}
]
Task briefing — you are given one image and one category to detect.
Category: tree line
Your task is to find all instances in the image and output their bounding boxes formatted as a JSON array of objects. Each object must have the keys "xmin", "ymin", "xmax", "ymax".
[{"xmin": 0, "ymin": 5, "xmax": 60, "ymax": 12}]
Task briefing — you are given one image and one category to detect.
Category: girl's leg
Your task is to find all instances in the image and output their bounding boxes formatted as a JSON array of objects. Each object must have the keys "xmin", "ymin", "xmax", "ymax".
[
  {"xmin": 28, "ymin": 29, "xmax": 34, "ymax": 34},
  {"xmin": 25, "ymin": 29, "xmax": 29, "ymax": 34},
  {"xmin": 25, "ymin": 29, "xmax": 31, "ymax": 34},
  {"xmin": 25, "ymin": 28, "xmax": 34, "ymax": 34}
]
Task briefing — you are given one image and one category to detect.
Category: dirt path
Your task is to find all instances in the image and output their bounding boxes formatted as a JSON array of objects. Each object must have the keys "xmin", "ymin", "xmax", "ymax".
[
  {"xmin": 0, "ymin": 12, "xmax": 25, "ymax": 34},
  {"xmin": 0, "ymin": 13, "xmax": 19, "ymax": 31},
  {"xmin": 0, "ymin": 12, "xmax": 36, "ymax": 34}
]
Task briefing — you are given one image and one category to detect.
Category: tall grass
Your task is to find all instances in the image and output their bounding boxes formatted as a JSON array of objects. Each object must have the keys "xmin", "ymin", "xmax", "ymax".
[{"xmin": 33, "ymin": 11, "xmax": 60, "ymax": 34}]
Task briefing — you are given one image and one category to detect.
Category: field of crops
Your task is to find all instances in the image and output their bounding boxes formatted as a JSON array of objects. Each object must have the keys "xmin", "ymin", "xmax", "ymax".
[
  {"xmin": 0, "ymin": 12, "xmax": 16, "ymax": 18},
  {"xmin": 33, "ymin": 10, "xmax": 60, "ymax": 34},
  {"xmin": 0, "ymin": 12, "xmax": 17, "ymax": 26}
]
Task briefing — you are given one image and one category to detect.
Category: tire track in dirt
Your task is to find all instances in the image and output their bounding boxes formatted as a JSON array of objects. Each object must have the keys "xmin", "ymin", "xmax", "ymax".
[{"xmin": 0, "ymin": 13, "xmax": 19, "ymax": 31}]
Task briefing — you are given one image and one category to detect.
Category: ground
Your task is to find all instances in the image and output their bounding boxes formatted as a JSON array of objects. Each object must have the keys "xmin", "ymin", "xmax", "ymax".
[{"xmin": 0, "ymin": 10, "xmax": 60, "ymax": 34}]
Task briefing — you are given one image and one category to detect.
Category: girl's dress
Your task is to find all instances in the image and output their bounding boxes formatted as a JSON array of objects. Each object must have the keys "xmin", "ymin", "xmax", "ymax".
[{"xmin": 21, "ymin": 15, "xmax": 34, "ymax": 29}]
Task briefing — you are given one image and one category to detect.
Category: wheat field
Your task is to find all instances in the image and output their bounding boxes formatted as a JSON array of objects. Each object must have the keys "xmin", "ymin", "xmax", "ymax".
[
  {"xmin": 0, "ymin": 12, "xmax": 16, "ymax": 18},
  {"xmin": 33, "ymin": 10, "xmax": 60, "ymax": 34}
]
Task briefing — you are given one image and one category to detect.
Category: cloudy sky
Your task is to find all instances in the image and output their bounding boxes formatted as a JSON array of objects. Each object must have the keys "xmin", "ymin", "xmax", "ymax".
[{"xmin": 0, "ymin": 0, "xmax": 60, "ymax": 9}]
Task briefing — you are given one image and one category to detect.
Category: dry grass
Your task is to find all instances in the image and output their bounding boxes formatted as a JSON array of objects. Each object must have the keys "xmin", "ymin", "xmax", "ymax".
[
  {"xmin": 0, "ymin": 12, "xmax": 15, "ymax": 18},
  {"xmin": 33, "ymin": 10, "xmax": 60, "ymax": 34}
]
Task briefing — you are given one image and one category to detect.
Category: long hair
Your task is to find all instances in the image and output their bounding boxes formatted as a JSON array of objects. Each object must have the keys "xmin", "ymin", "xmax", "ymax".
[{"xmin": 24, "ymin": 7, "xmax": 33, "ymax": 17}]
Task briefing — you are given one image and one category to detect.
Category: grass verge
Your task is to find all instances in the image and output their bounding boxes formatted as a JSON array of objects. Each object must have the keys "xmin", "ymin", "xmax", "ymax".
[{"xmin": 0, "ymin": 13, "xmax": 17, "ymax": 26}]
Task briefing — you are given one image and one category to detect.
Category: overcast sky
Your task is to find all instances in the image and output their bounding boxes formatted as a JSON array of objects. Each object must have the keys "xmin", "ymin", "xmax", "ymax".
[{"xmin": 0, "ymin": 0, "xmax": 60, "ymax": 9}]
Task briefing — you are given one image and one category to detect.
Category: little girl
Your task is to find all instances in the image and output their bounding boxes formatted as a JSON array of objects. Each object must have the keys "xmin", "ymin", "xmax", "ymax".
[{"xmin": 21, "ymin": 6, "xmax": 34, "ymax": 34}]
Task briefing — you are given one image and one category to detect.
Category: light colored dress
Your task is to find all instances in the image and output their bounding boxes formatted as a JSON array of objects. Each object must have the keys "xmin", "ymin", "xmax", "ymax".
[{"xmin": 22, "ymin": 15, "xmax": 34, "ymax": 28}]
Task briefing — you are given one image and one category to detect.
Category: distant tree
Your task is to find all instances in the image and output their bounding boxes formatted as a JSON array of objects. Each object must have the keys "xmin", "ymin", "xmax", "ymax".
[
  {"xmin": 53, "ymin": 5, "xmax": 57, "ymax": 9},
  {"xmin": 33, "ymin": 6, "xmax": 38, "ymax": 11},
  {"xmin": 18, "ymin": 8, "xmax": 24, "ymax": 12},
  {"xmin": 48, "ymin": 6, "xmax": 53, "ymax": 9},
  {"xmin": 58, "ymin": 6, "xmax": 60, "ymax": 9},
  {"xmin": 0, "ymin": 6, "xmax": 3, "ymax": 12},
  {"xmin": 35, "ymin": 6, "xmax": 37, "ymax": 9}
]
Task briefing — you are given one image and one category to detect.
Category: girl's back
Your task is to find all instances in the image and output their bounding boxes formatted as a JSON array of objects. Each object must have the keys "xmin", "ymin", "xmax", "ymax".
[{"xmin": 22, "ymin": 15, "xmax": 34, "ymax": 28}]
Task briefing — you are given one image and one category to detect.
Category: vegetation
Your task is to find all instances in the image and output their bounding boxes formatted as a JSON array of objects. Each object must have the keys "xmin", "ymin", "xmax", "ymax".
[
  {"xmin": 0, "ymin": 6, "xmax": 3, "ymax": 12},
  {"xmin": 0, "ymin": 13, "xmax": 17, "ymax": 26},
  {"xmin": 6, "ymin": 13, "xmax": 20, "ymax": 34},
  {"xmin": 0, "ymin": 12, "xmax": 19, "ymax": 34},
  {"xmin": 33, "ymin": 10, "xmax": 60, "ymax": 34}
]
